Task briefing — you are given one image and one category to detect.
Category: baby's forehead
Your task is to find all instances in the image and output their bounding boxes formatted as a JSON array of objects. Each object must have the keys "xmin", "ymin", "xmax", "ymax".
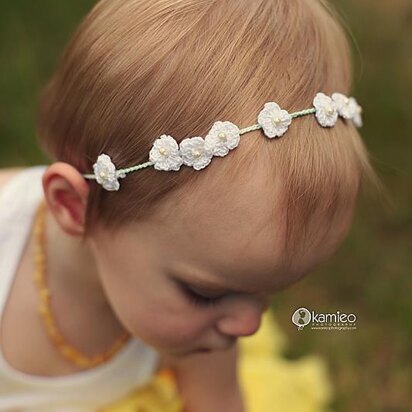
[
  {"xmin": 152, "ymin": 188, "xmax": 298, "ymax": 293},
  {"xmin": 165, "ymin": 207, "xmax": 347, "ymax": 297},
  {"xmin": 146, "ymin": 137, "xmax": 354, "ymax": 292}
]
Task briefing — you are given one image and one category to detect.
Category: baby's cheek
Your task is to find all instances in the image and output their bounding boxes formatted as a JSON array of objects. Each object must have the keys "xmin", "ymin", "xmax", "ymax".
[{"xmin": 128, "ymin": 301, "xmax": 209, "ymax": 347}]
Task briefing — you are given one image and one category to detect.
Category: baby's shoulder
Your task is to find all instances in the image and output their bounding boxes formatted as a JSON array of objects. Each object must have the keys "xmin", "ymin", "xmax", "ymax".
[{"xmin": 0, "ymin": 167, "xmax": 25, "ymax": 192}]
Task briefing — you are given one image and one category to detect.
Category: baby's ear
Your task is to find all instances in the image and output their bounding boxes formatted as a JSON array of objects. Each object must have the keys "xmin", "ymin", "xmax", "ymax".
[{"xmin": 42, "ymin": 162, "xmax": 89, "ymax": 237}]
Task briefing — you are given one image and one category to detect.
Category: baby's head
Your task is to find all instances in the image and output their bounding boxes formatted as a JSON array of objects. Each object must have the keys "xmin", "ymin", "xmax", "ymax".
[{"xmin": 37, "ymin": 0, "xmax": 377, "ymax": 356}]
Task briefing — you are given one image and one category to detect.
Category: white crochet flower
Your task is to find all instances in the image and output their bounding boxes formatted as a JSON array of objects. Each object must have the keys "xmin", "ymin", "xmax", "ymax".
[
  {"xmin": 204, "ymin": 121, "xmax": 241, "ymax": 157},
  {"xmin": 257, "ymin": 102, "xmax": 292, "ymax": 138},
  {"xmin": 332, "ymin": 93, "xmax": 357, "ymax": 119},
  {"xmin": 149, "ymin": 135, "xmax": 184, "ymax": 171},
  {"xmin": 350, "ymin": 97, "xmax": 363, "ymax": 128},
  {"xmin": 332, "ymin": 93, "xmax": 363, "ymax": 128},
  {"xmin": 179, "ymin": 136, "xmax": 214, "ymax": 171},
  {"xmin": 313, "ymin": 93, "xmax": 338, "ymax": 128},
  {"xmin": 93, "ymin": 153, "xmax": 126, "ymax": 192}
]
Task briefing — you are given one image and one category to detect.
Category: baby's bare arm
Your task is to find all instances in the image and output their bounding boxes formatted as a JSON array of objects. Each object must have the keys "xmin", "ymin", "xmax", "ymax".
[{"xmin": 165, "ymin": 343, "xmax": 245, "ymax": 412}]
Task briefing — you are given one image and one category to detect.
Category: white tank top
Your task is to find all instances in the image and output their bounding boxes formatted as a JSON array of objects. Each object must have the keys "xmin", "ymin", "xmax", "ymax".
[{"xmin": 0, "ymin": 166, "xmax": 159, "ymax": 412}]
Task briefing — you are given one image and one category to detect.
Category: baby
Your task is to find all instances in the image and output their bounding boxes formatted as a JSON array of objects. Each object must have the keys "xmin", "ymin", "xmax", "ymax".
[{"xmin": 0, "ymin": 0, "xmax": 378, "ymax": 411}]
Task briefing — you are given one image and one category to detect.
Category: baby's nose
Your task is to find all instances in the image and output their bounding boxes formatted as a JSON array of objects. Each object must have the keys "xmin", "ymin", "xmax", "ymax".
[{"xmin": 216, "ymin": 299, "xmax": 263, "ymax": 337}]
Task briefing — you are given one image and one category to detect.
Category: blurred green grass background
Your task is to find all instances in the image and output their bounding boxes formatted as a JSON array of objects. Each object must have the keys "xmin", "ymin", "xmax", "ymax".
[{"xmin": 0, "ymin": 1, "xmax": 411, "ymax": 411}]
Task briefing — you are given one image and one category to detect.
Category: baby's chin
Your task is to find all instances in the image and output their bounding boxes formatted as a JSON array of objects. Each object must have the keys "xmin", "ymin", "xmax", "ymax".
[
  {"xmin": 159, "ymin": 340, "xmax": 236, "ymax": 358},
  {"xmin": 158, "ymin": 346, "xmax": 211, "ymax": 358}
]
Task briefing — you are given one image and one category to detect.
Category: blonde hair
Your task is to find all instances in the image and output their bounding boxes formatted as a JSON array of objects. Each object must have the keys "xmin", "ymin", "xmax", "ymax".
[{"xmin": 36, "ymin": 0, "xmax": 379, "ymax": 265}]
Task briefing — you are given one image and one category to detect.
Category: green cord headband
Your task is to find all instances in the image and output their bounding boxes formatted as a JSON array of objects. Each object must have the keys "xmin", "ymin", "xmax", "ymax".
[{"xmin": 83, "ymin": 92, "xmax": 362, "ymax": 191}]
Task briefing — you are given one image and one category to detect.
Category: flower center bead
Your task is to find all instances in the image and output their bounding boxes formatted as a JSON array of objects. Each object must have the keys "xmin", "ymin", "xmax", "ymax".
[
  {"xmin": 273, "ymin": 117, "xmax": 282, "ymax": 126},
  {"xmin": 159, "ymin": 148, "xmax": 168, "ymax": 156},
  {"xmin": 99, "ymin": 171, "xmax": 107, "ymax": 178},
  {"xmin": 326, "ymin": 107, "xmax": 335, "ymax": 116},
  {"xmin": 218, "ymin": 132, "xmax": 227, "ymax": 142},
  {"xmin": 193, "ymin": 150, "xmax": 202, "ymax": 158}
]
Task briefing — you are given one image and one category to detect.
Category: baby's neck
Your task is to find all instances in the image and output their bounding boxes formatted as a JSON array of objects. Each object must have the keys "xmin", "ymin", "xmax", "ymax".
[
  {"xmin": 45, "ymin": 204, "xmax": 103, "ymax": 305},
  {"xmin": 42, "ymin": 200, "xmax": 127, "ymax": 355}
]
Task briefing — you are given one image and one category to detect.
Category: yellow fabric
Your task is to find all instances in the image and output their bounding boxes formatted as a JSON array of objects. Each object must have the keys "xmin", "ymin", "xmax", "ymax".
[
  {"xmin": 238, "ymin": 310, "xmax": 334, "ymax": 412},
  {"xmin": 99, "ymin": 310, "xmax": 334, "ymax": 412},
  {"xmin": 97, "ymin": 368, "xmax": 184, "ymax": 412}
]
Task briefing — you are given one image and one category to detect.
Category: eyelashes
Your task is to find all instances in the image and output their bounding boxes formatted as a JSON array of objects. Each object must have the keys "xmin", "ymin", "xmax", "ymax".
[{"xmin": 177, "ymin": 281, "xmax": 225, "ymax": 308}]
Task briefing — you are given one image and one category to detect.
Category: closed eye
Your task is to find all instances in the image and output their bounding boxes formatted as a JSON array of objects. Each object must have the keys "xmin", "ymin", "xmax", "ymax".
[{"xmin": 176, "ymin": 280, "xmax": 226, "ymax": 308}]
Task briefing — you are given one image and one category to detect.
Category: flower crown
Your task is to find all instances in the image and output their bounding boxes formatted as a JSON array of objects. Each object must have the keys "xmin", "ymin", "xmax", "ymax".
[{"xmin": 82, "ymin": 92, "xmax": 362, "ymax": 191}]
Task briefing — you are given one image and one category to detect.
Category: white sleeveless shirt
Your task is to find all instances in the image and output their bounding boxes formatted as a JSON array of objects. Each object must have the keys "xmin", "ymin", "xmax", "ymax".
[{"xmin": 0, "ymin": 166, "xmax": 159, "ymax": 412}]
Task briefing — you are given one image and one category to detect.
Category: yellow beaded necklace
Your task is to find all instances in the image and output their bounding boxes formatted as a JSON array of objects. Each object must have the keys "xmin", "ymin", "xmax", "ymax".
[{"xmin": 33, "ymin": 199, "xmax": 131, "ymax": 369}]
